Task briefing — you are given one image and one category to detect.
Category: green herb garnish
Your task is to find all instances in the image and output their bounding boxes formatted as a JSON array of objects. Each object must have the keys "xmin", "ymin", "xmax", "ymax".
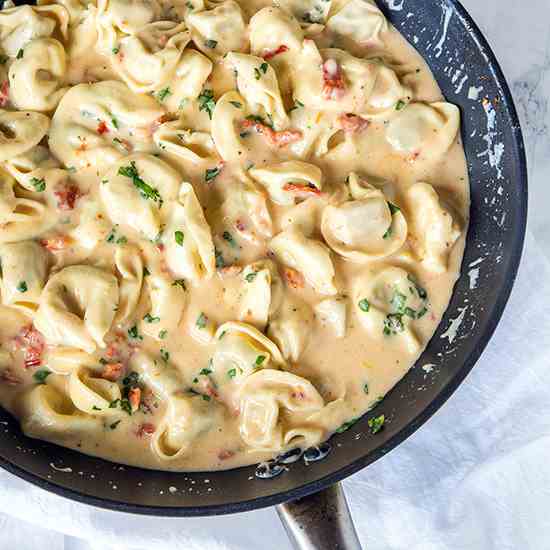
[
  {"xmin": 128, "ymin": 325, "xmax": 142, "ymax": 340},
  {"xmin": 204, "ymin": 39, "xmax": 218, "ymax": 49},
  {"xmin": 383, "ymin": 313, "xmax": 404, "ymax": 336},
  {"xmin": 110, "ymin": 420, "xmax": 121, "ymax": 430},
  {"xmin": 16, "ymin": 49, "xmax": 23, "ymax": 59},
  {"xmin": 118, "ymin": 161, "xmax": 162, "ymax": 205},
  {"xmin": 157, "ymin": 87, "xmax": 172, "ymax": 102},
  {"xmin": 160, "ymin": 348, "xmax": 169, "ymax": 362},
  {"xmin": 33, "ymin": 369, "xmax": 51, "ymax": 384},
  {"xmin": 196, "ymin": 312, "xmax": 207, "ymax": 329},
  {"xmin": 174, "ymin": 230, "xmax": 185, "ymax": 246},
  {"xmin": 16, "ymin": 281, "xmax": 27, "ymax": 293},
  {"xmin": 143, "ymin": 313, "xmax": 160, "ymax": 323},
  {"xmin": 229, "ymin": 101, "xmax": 242, "ymax": 108},
  {"xmin": 395, "ymin": 100, "xmax": 406, "ymax": 111},
  {"xmin": 227, "ymin": 368, "xmax": 237, "ymax": 379},
  {"xmin": 358, "ymin": 298, "xmax": 370, "ymax": 312},
  {"xmin": 205, "ymin": 166, "xmax": 221, "ymax": 183},
  {"xmin": 335, "ymin": 417, "xmax": 359, "ymax": 433},
  {"xmin": 368, "ymin": 414, "xmax": 385, "ymax": 434},
  {"xmin": 30, "ymin": 177, "xmax": 46, "ymax": 192},
  {"xmin": 198, "ymin": 89, "xmax": 216, "ymax": 119},
  {"xmin": 245, "ymin": 272, "xmax": 257, "ymax": 283}
]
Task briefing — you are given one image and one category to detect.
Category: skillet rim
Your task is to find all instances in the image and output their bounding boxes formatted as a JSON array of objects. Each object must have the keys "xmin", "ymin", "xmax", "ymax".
[{"xmin": 0, "ymin": 0, "xmax": 528, "ymax": 516}]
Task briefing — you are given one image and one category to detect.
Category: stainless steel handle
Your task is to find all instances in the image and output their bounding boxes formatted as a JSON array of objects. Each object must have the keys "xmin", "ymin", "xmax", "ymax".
[{"xmin": 276, "ymin": 483, "xmax": 362, "ymax": 550}]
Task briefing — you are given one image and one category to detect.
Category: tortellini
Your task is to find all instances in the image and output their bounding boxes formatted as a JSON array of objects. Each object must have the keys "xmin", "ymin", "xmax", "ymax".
[
  {"xmin": 0, "ymin": 167, "xmax": 58, "ymax": 243},
  {"xmin": 238, "ymin": 369, "xmax": 325, "ymax": 451},
  {"xmin": 153, "ymin": 120, "xmax": 218, "ymax": 164},
  {"xmin": 292, "ymin": 40, "xmax": 411, "ymax": 119},
  {"xmin": 131, "ymin": 352, "xmax": 222, "ymax": 460},
  {"xmin": 314, "ymin": 297, "xmax": 347, "ymax": 338},
  {"xmin": 69, "ymin": 364, "xmax": 122, "ymax": 416},
  {"xmin": 238, "ymin": 259, "xmax": 283, "ymax": 330},
  {"xmin": 18, "ymin": 384, "xmax": 100, "ymax": 441},
  {"xmin": 249, "ymin": 160, "xmax": 322, "ymax": 206},
  {"xmin": 321, "ymin": 172, "xmax": 408, "ymax": 262},
  {"xmin": 354, "ymin": 266, "xmax": 427, "ymax": 353},
  {"xmin": 226, "ymin": 52, "xmax": 289, "ymax": 130},
  {"xmin": 163, "ymin": 181, "xmax": 216, "ymax": 283},
  {"xmin": 95, "ymin": 0, "xmax": 162, "ymax": 54},
  {"xmin": 49, "ymin": 80, "xmax": 164, "ymax": 171},
  {"xmin": 406, "ymin": 182, "xmax": 461, "ymax": 273},
  {"xmin": 326, "ymin": 0, "xmax": 388, "ymax": 47},
  {"xmin": 110, "ymin": 21, "xmax": 190, "ymax": 93},
  {"xmin": 385, "ymin": 102, "xmax": 460, "ymax": 160},
  {"xmin": 100, "ymin": 153, "xmax": 180, "ymax": 240},
  {"xmin": 140, "ymin": 273, "xmax": 187, "ymax": 340},
  {"xmin": 270, "ymin": 227, "xmax": 337, "ymax": 295},
  {"xmin": 114, "ymin": 244, "xmax": 144, "ymax": 325},
  {"xmin": 34, "ymin": 265, "xmax": 119, "ymax": 353},
  {"xmin": 210, "ymin": 321, "xmax": 286, "ymax": 390},
  {"xmin": 0, "ymin": 4, "xmax": 69, "ymax": 57},
  {"xmin": 186, "ymin": 0, "xmax": 248, "ymax": 61},
  {"xmin": 211, "ymin": 90, "xmax": 248, "ymax": 162},
  {"xmin": 288, "ymin": 108, "xmax": 342, "ymax": 159},
  {"xmin": 0, "ymin": 110, "xmax": 50, "ymax": 162},
  {"xmin": 249, "ymin": 7, "xmax": 304, "ymax": 99},
  {"xmin": 0, "ymin": 241, "xmax": 49, "ymax": 315},
  {"xmin": 267, "ymin": 298, "xmax": 314, "ymax": 362},
  {"xmin": 8, "ymin": 38, "xmax": 68, "ymax": 112}
]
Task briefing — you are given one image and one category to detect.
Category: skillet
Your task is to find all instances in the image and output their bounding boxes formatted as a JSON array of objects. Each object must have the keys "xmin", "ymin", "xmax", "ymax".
[{"xmin": 0, "ymin": 0, "xmax": 528, "ymax": 548}]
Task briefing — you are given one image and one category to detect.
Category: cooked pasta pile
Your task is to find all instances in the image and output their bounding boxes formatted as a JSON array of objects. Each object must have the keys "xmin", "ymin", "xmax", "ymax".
[{"xmin": 0, "ymin": 0, "xmax": 468, "ymax": 471}]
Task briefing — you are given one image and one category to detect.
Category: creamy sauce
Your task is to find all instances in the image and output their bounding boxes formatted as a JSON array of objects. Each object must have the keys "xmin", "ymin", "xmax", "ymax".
[{"xmin": 0, "ymin": 0, "xmax": 469, "ymax": 472}]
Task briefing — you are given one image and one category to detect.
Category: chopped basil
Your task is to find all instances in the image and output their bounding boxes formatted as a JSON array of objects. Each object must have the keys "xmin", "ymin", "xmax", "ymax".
[
  {"xmin": 383, "ymin": 313, "xmax": 404, "ymax": 336},
  {"xmin": 205, "ymin": 166, "xmax": 221, "ymax": 183},
  {"xmin": 143, "ymin": 267, "xmax": 151, "ymax": 277},
  {"xmin": 172, "ymin": 279, "xmax": 186, "ymax": 290},
  {"xmin": 174, "ymin": 230, "xmax": 185, "ymax": 246},
  {"xmin": 143, "ymin": 313, "xmax": 160, "ymax": 323},
  {"xmin": 388, "ymin": 202, "xmax": 400, "ymax": 215},
  {"xmin": 92, "ymin": 405, "xmax": 101, "ymax": 411},
  {"xmin": 198, "ymin": 89, "xmax": 216, "ymax": 119},
  {"xmin": 218, "ymin": 330, "xmax": 227, "ymax": 340},
  {"xmin": 0, "ymin": 55, "xmax": 8, "ymax": 65},
  {"xmin": 395, "ymin": 100, "xmax": 406, "ymax": 111},
  {"xmin": 222, "ymin": 231, "xmax": 237, "ymax": 248},
  {"xmin": 127, "ymin": 325, "xmax": 142, "ymax": 340},
  {"xmin": 229, "ymin": 101, "xmax": 242, "ymax": 108},
  {"xmin": 227, "ymin": 368, "xmax": 237, "ymax": 379},
  {"xmin": 115, "ymin": 236, "xmax": 127, "ymax": 245},
  {"xmin": 407, "ymin": 274, "xmax": 428, "ymax": 300},
  {"xmin": 33, "ymin": 369, "xmax": 51, "ymax": 384},
  {"xmin": 30, "ymin": 177, "xmax": 46, "ymax": 192},
  {"xmin": 16, "ymin": 49, "xmax": 23, "ymax": 59},
  {"xmin": 112, "ymin": 47, "xmax": 119, "ymax": 54},
  {"xmin": 289, "ymin": 100, "xmax": 305, "ymax": 112},
  {"xmin": 383, "ymin": 227, "xmax": 392, "ymax": 239},
  {"xmin": 199, "ymin": 367, "xmax": 212, "ymax": 376},
  {"xmin": 118, "ymin": 161, "xmax": 162, "ymax": 205},
  {"xmin": 16, "ymin": 281, "xmax": 27, "ymax": 293},
  {"xmin": 110, "ymin": 420, "xmax": 121, "ymax": 430},
  {"xmin": 368, "ymin": 414, "xmax": 385, "ymax": 434},
  {"xmin": 196, "ymin": 312, "xmax": 207, "ymax": 329},
  {"xmin": 358, "ymin": 298, "xmax": 370, "ymax": 312},
  {"xmin": 254, "ymin": 68, "xmax": 262, "ymax": 80},
  {"xmin": 159, "ymin": 329, "xmax": 168, "ymax": 339},
  {"xmin": 255, "ymin": 355, "xmax": 266, "ymax": 366},
  {"xmin": 239, "ymin": 131, "xmax": 250, "ymax": 138},
  {"xmin": 363, "ymin": 382, "xmax": 369, "ymax": 394},
  {"xmin": 204, "ymin": 39, "xmax": 218, "ymax": 49},
  {"xmin": 110, "ymin": 115, "xmax": 119, "ymax": 129},
  {"xmin": 202, "ymin": 394, "xmax": 211, "ymax": 402},
  {"xmin": 260, "ymin": 62, "xmax": 268, "ymax": 73},
  {"xmin": 160, "ymin": 348, "xmax": 169, "ymax": 362},
  {"xmin": 245, "ymin": 272, "xmax": 258, "ymax": 283},
  {"xmin": 416, "ymin": 306, "xmax": 428, "ymax": 318},
  {"xmin": 335, "ymin": 417, "xmax": 359, "ymax": 433},
  {"xmin": 157, "ymin": 87, "xmax": 172, "ymax": 102},
  {"xmin": 390, "ymin": 289, "xmax": 407, "ymax": 314},
  {"xmin": 215, "ymin": 248, "xmax": 225, "ymax": 269}
]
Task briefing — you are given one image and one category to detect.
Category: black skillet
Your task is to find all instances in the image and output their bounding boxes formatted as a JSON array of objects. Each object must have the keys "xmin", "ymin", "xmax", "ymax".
[{"xmin": 0, "ymin": 0, "xmax": 528, "ymax": 548}]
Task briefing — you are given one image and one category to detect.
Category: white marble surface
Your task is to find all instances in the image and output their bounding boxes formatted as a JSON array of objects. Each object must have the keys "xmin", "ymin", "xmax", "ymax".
[{"xmin": 0, "ymin": 1, "xmax": 547, "ymax": 549}]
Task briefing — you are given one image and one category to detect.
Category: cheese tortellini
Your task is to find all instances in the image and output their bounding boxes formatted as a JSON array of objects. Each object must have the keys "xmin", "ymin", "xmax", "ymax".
[
  {"xmin": 321, "ymin": 172, "xmax": 408, "ymax": 262},
  {"xmin": 385, "ymin": 102, "xmax": 460, "ymax": 160},
  {"xmin": 0, "ymin": 241, "xmax": 49, "ymax": 315},
  {"xmin": 8, "ymin": 38, "xmax": 69, "ymax": 112},
  {"xmin": 49, "ymin": 80, "xmax": 164, "ymax": 171},
  {"xmin": 354, "ymin": 266, "xmax": 427, "ymax": 354},
  {"xmin": 270, "ymin": 227, "xmax": 337, "ymax": 295},
  {"xmin": 100, "ymin": 153, "xmax": 180, "ymax": 240},
  {"xmin": 406, "ymin": 182, "xmax": 461, "ymax": 273},
  {"xmin": 34, "ymin": 265, "xmax": 119, "ymax": 353},
  {"xmin": 238, "ymin": 369, "xmax": 325, "ymax": 451}
]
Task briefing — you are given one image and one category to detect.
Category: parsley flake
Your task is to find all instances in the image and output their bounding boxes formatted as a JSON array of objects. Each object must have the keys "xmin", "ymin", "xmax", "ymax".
[
  {"xmin": 33, "ymin": 369, "xmax": 51, "ymax": 384},
  {"xmin": 30, "ymin": 177, "xmax": 46, "ymax": 192},
  {"xmin": 196, "ymin": 312, "xmax": 207, "ymax": 329},
  {"xmin": 198, "ymin": 89, "xmax": 216, "ymax": 119},
  {"xmin": 368, "ymin": 414, "xmax": 385, "ymax": 434},
  {"xmin": 16, "ymin": 281, "xmax": 27, "ymax": 293},
  {"xmin": 205, "ymin": 166, "xmax": 221, "ymax": 183},
  {"xmin": 204, "ymin": 39, "xmax": 218, "ymax": 49},
  {"xmin": 358, "ymin": 298, "xmax": 370, "ymax": 312},
  {"xmin": 174, "ymin": 230, "xmax": 185, "ymax": 246},
  {"xmin": 118, "ymin": 161, "xmax": 162, "ymax": 205}
]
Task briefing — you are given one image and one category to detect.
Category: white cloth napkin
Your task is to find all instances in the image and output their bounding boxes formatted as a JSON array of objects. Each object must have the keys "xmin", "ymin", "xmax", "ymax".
[{"xmin": 0, "ymin": 229, "xmax": 547, "ymax": 550}]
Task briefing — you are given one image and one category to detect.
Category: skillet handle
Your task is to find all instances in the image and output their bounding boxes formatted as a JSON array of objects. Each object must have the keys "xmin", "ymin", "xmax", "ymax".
[{"xmin": 276, "ymin": 483, "xmax": 362, "ymax": 550}]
